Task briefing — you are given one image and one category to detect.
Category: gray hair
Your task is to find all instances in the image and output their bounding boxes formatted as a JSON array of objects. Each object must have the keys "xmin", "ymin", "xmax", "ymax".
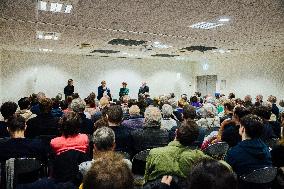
[
  {"xmin": 93, "ymin": 127, "xmax": 115, "ymax": 151},
  {"xmin": 162, "ymin": 104, "xmax": 173, "ymax": 117},
  {"xmin": 144, "ymin": 106, "xmax": 162, "ymax": 127},
  {"xmin": 129, "ymin": 105, "xmax": 140, "ymax": 116},
  {"xmin": 71, "ymin": 98, "xmax": 86, "ymax": 113}
]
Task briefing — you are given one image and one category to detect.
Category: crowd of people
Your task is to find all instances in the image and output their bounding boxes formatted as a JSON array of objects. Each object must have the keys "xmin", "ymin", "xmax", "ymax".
[{"xmin": 0, "ymin": 85, "xmax": 284, "ymax": 189}]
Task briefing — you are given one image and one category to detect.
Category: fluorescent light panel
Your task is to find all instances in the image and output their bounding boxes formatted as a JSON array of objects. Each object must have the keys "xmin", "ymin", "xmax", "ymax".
[
  {"xmin": 190, "ymin": 22, "xmax": 224, "ymax": 29},
  {"xmin": 39, "ymin": 48, "xmax": 53, "ymax": 52},
  {"xmin": 36, "ymin": 31, "xmax": 60, "ymax": 40},
  {"xmin": 38, "ymin": 1, "xmax": 72, "ymax": 13}
]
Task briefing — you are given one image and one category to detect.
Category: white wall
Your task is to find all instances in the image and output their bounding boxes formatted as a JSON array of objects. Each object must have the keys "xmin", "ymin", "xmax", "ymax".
[
  {"xmin": 0, "ymin": 50, "xmax": 195, "ymax": 102},
  {"xmin": 194, "ymin": 52, "xmax": 284, "ymax": 100}
]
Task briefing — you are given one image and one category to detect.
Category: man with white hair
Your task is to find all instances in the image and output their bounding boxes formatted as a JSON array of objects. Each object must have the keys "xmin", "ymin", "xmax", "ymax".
[
  {"xmin": 131, "ymin": 106, "xmax": 169, "ymax": 154},
  {"xmin": 79, "ymin": 126, "xmax": 132, "ymax": 176},
  {"xmin": 161, "ymin": 104, "xmax": 177, "ymax": 131}
]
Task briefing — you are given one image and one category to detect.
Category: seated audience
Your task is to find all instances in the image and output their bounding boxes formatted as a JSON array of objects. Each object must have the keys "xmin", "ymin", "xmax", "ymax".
[
  {"xmin": 0, "ymin": 101, "xmax": 18, "ymax": 137},
  {"xmin": 144, "ymin": 119, "xmax": 210, "ymax": 182},
  {"xmin": 16, "ymin": 97, "xmax": 36, "ymax": 121},
  {"xmin": 51, "ymin": 97, "xmax": 63, "ymax": 118},
  {"xmin": 253, "ymin": 105, "xmax": 279, "ymax": 140},
  {"xmin": 159, "ymin": 159, "xmax": 237, "ymax": 189},
  {"xmin": 131, "ymin": 106, "xmax": 169, "ymax": 154},
  {"xmin": 50, "ymin": 112, "xmax": 89, "ymax": 155},
  {"xmin": 219, "ymin": 101, "xmax": 234, "ymax": 124},
  {"xmin": 243, "ymin": 95, "xmax": 253, "ymax": 108},
  {"xmin": 225, "ymin": 114, "xmax": 272, "ymax": 176},
  {"xmin": 84, "ymin": 92, "xmax": 98, "ymax": 117},
  {"xmin": 26, "ymin": 98, "xmax": 60, "ymax": 138},
  {"xmin": 0, "ymin": 114, "xmax": 48, "ymax": 161},
  {"xmin": 82, "ymin": 152, "xmax": 134, "ymax": 189},
  {"xmin": 107, "ymin": 105, "xmax": 133, "ymax": 154},
  {"xmin": 70, "ymin": 98, "xmax": 93, "ymax": 135},
  {"xmin": 79, "ymin": 127, "xmax": 131, "ymax": 176},
  {"xmin": 190, "ymin": 95, "xmax": 202, "ymax": 108},
  {"xmin": 30, "ymin": 92, "xmax": 46, "ymax": 115},
  {"xmin": 161, "ymin": 104, "xmax": 177, "ymax": 131},
  {"xmin": 122, "ymin": 105, "xmax": 144, "ymax": 130}
]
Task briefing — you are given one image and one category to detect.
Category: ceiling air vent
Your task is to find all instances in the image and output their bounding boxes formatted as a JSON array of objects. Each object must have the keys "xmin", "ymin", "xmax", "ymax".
[
  {"xmin": 181, "ymin": 46, "xmax": 217, "ymax": 52},
  {"xmin": 108, "ymin": 38, "xmax": 147, "ymax": 46},
  {"xmin": 90, "ymin": 49, "xmax": 120, "ymax": 54},
  {"xmin": 151, "ymin": 54, "xmax": 179, "ymax": 58}
]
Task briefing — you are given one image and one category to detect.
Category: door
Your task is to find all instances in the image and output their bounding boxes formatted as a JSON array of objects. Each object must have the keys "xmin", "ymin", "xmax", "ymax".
[{"xmin": 196, "ymin": 75, "xmax": 217, "ymax": 97}]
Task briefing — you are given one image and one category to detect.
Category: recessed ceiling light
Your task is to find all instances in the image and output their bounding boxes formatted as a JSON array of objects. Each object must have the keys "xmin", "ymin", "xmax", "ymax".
[
  {"xmin": 190, "ymin": 22, "xmax": 224, "ymax": 30},
  {"xmin": 218, "ymin": 18, "xmax": 230, "ymax": 22},
  {"xmin": 39, "ymin": 1, "xmax": 47, "ymax": 11},
  {"xmin": 39, "ymin": 48, "xmax": 53, "ymax": 52},
  {"xmin": 64, "ymin": 4, "xmax": 73, "ymax": 13},
  {"xmin": 36, "ymin": 31, "xmax": 60, "ymax": 40},
  {"xmin": 50, "ymin": 2, "xmax": 63, "ymax": 12}
]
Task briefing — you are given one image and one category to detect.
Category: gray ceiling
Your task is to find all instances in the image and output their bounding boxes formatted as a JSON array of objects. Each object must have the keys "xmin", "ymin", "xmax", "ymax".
[{"xmin": 0, "ymin": 0, "xmax": 283, "ymax": 60}]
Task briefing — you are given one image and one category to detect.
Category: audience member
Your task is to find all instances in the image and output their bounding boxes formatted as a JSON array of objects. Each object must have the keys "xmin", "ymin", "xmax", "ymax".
[
  {"xmin": 26, "ymin": 98, "xmax": 60, "ymax": 138},
  {"xmin": 30, "ymin": 92, "xmax": 46, "ymax": 115},
  {"xmin": 0, "ymin": 114, "xmax": 48, "ymax": 161},
  {"xmin": 82, "ymin": 152, "xmax": 134, "ymax": 189},
  {"xmin": 132, "ymin": 106, "xmax": 169, "ymax": 154},
  {"xmin": 16, "ymin": 97, "xmax": 36, "ymax": 121},
  {"xmin": 51, "ymin": 98, "xmax": 63, "ymax": 118},
  {"xmin": 219, "ymin": 101, "xmax": 234, "ymax": 123},
  {"xmin": 50, "ymin": 112, "xmax": 89, "ymax": 155},
  {"xmin": 243, "ymin": 95, "xmax": 253, "ymax": 108},
  {"xmin": 271, "ymin": 127, "xmax": 284, "ymax": 167},
  {"xmin": 0, "ymin": 101, "xmax": 18, "ymax": 137},
  {"xmin": 107, "ymin": 105, "xmax": 133, "ymax": 154},
  {"xmin": 161, "ymin": 104, "xmax": 177, "ymax": 131},
  {"xmin": 144, "ymin": 120, "xmax": 210, "ymax": 182},
  {"xmin": 71, "ymin": 98, "xmax": 94, "ymax": 134},
  {"xmin": 225, "ymin": 114, "xmax": 272, "ymax": 176},
  {"xmin": 255, "ymin": 94, "xmax": 263, "ymax": 107},
  {"xmin": 79, "ymin": 127, "xmax": 132, "ymax": 176},
  {"xmin": 122, "ymin": 105, "xmax": 144, "ymax": 130}
]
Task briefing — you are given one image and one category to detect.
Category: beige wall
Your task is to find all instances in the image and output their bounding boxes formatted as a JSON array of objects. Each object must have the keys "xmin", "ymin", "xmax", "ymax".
[
  {"xmin": 1, "ymin": 50, "xmax": 283, "ymax": 104},
  {"xmin": 195, "ymin": 52, "xmax": 284, "ymax": 100},
  {"xmin": 0, "ymin": 50, "xmax": 195, "ymax": 102}
]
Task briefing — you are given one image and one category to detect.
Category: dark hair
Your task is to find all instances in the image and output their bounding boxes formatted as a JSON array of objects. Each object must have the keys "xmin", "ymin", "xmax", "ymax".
[
  {"xmin": 234, "ymin": 106, "xmax": 250, "ymax": 120},
  {"xmin": 83, "ymin": 152, "xmax": 134, "ymax": 189},
  {"xmin": 176, "ymin": 120, "xmax": 199, "ymax": 146},
  {"xmin": 7, "ymin": 114, "xmax": 26, "ymax": 132},
  {"xmin": 39, "ymin": 98, "xmax": 53, "ymax": 114},
  {"xmin": 52, "ymin": 98, "xmax": 60, "ymax": 109},
  {"xmin": 252, "ymin": 105, "xmax": 271, "ymax": 120},
  {"xmin": 240, "ymin": 114, "xmax": 264, "ymax": 138},
  {"xmin": 183, "ymin": 105, "xmax": 196, "ymax": 120},
  {"xmin": 0, "ymin": 101, "xmax": 18, "ymax": 120},
  {"xmin": 188, "ymin": 159, "xmax": 237, "ymax": 189},
  {"xmin": 107, "ymin": 105, "xmax": 123, "ymax": 124},
  {"xmin": 228, "ymin": 93, "xmax": 235, "ymax": 99},
  {"xmin": 224, "ymin": 101, "xmax": 234, "ymax": 111},
  {"xmin": 18, "ymin": 97, "xmax": 31, "ymax": 110},
  {"xmin": 59, "ymin": 112, "xmax": 80, "ymax": 137},
  {"xmin": 72, "ymin": 93, "xmax": 80, "ymax": 99},
  {"xmin": 190, "ymin": 96, "xmax": 198, "ymax": 103},
  {"xmin": 60, "ymin": 100, "xmax": 68, "ymax": 110}
]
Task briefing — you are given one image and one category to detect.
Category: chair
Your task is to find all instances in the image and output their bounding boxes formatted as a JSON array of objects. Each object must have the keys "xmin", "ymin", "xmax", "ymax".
[
  {"xmin": 239, "ymin": 167, "xmax": 278, "ymax": 189},
  {"xmin": 5, "ymin": 158, "xmax": 43, "ymax": 189},
  {"xmin": 203, "ymin": 142, "xmax": 229, "ymax": 160},
  {"xmin": 132, "ymin": 149, "xmax": 151, "ymax": 186}
]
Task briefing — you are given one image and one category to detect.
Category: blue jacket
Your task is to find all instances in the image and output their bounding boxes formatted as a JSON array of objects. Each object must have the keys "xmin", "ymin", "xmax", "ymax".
[
  {"xmin": 225, "ymin": 138, "xmax": 272, "ymax": 176},
  {"xmin": 97, "ymin": 86, "xmax": 111, "ymax": 100}
]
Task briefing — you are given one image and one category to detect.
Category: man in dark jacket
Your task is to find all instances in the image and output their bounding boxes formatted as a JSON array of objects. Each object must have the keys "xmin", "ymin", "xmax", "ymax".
[
  {"xmin": 64, "ymin": 79, "xmax": 74, "ymax": 100},
  {"xmin": 106, "ymin": 105, "xmax": 133, "ymax": 155},
  {"xmin": 225, "ymin": 114, "xmax": 272, "ymax": 176},
  {"xmin": 131, "ymin": 107, "xmax": 169, "ymax": 154},
  {"xmin": 26, "ymin": 98, "xmax": 60, "ymax": 138},
  {"xmin": 0, "ymin": 101, "xmax": 18, "ymax": 137}
]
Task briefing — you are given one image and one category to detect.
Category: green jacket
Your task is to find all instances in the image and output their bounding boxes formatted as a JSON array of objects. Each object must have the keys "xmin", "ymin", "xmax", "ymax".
[
  {"xmin": 144, "ymin": 141, "xmax": 211, "ymax": 182},
  {"xmin": 119, "ymin": 88, "xmax": 129, "ymax": 97}
]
